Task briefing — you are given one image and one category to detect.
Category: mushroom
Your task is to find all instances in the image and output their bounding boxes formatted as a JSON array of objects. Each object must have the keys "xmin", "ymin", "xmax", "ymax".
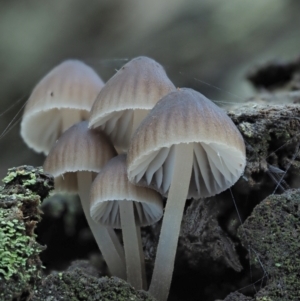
[
  {"xmin": 90, "ymin": 154, "xmax": 163, "ymax": 290},
  {"xmin": 127, "ymin": 88, "xmax": 246, "ymax": 301},
  {"xmin": 43, "ymin": 121, "xmax": 126, "ymax": 279},
  {"xmin": 89, "ymin": 56, "xmax": 176, "ymax": 152},
  {"xmin": 21, "ymin": 60, "xmax": 104, "ymax": 154}
]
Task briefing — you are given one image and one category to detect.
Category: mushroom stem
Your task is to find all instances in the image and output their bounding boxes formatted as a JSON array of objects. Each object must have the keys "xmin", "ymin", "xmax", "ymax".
[
  {"xmin": 136, "ymin": 226, "xmax": 147, "ymax": 290},
  {"xmin": 120, "ymin": 200, "xmax": 145, "ymax": 290},
  {"xmin": 77, "ymin": 171, "xmax": 126, "ymax": 279},
  {"xmin": 149, "ymin": 143, "xmax": 193, "ymax": 301},
  {"xmin": 61, "ymin": 109, "xmax": 82, "ymax": 132}
]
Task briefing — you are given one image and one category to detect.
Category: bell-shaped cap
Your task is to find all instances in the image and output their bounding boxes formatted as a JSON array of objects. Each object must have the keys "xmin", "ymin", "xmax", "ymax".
[
  {"xmin": 89, "ymin": 56, "xmax": 176, "ymax": 152},
  {"xmin": 90, "ymin": 154, "xmax": 163, "ymax": 228},
  {"xmin": 127, "ymin": 88, "xmax": 246, "ymax": 198},
  {"xmin": 21, "ymin": 60, "xmax": 104, "ymax": 154},
  {"xmin": 43, "ymin": 121, "xmax": 117, "ymax": 193}
]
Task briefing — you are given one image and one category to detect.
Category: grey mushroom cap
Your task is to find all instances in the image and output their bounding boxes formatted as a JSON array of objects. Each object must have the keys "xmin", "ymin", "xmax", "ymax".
[
  {"xmin": 127, "ymin": 88, "xmax": 246, "ymax": 198},
  {"xmin": 21, "ymin": 60, "xmax": 104, "ymax": 154},
  {"xmin": 43, "ymin": 121, "xmax": 117, "ymax": 193},
  {"xmin": 90, "ymin": 154, "xmax": 163, "ymax": 228},
  {"xmin": 89, "ymin": 56, "xmax": 176, "ymax": 151}
]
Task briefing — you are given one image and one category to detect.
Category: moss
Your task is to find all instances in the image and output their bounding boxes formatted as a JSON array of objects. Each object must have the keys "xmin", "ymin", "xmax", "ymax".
[
  {"xmin": 256, "ymin": 297, "xmax": 273, "ymax": 301},
  {"xmin": 238, "ymin": 189, "xmax": 300, "ymax": 301},
  {"xmin": 223, "ymin": 292, "xmax": 253, "ymax": 301},
  {"xmin": 32, "ymin": 266, "xmax": 156, "ymax": 301},
  {"xmin": 227, "ymin": 104, "xmax": 300, "ymax": 194},
  {"xmin": 0, "ymin": 165, "xmax": 53, "ymax": 301}
]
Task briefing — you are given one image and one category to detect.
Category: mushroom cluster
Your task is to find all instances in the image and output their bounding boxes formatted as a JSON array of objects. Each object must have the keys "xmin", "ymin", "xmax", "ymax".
[{"xmin": 21, "ymin": 57, "xmax": 246, "ymax": 301}]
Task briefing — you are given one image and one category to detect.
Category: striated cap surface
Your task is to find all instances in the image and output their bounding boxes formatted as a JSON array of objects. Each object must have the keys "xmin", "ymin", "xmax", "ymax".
[
  {"xmin": 43, "ymin": 121, "xmax": 116, "ymax": 193},
  {"xmin": 90, "ymin": 154, "xmax": 163, "ymax": 228},
  {"xmin": 127, "ymin": 88, "xmax": 246, "ymax": 198},
  {"xmin": 21, "ymin": 60, "xmax": 104, "ymax": 154},
  {"xmin": 89, "ymin": 56, "xmax": 176, "ymax": 151}
]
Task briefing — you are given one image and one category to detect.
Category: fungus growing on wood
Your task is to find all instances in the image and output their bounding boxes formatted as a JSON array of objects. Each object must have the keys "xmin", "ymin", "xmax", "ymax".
[
  {"xmin": 127, "ymin": 88, "xmax": 246, "ymax": 301},
  {"xmin": 89, "ymin": 56, "xmax": 176, "ymax": 152},
  {"xmin": 43, "ymin": 121, "xmax": 126, "ymax": 279},
  {"xmin": 21, "ymin": 60, "xmax": 104, "ymax": 154},
  {"xmin": 90, "ymin": 154, "xmax": 163, "ymax": 290}
]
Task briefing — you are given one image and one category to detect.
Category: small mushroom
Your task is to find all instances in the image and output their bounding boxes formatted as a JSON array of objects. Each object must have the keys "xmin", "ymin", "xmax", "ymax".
[
  {"xmin": 21, "ymin": 60, "xmax": 104, "ymax": 154},
  {"xmin": 89, "ymin": 56, "xmax": 176, "ymax": 152},
  {"xmin": 127, "ymin": 88, "xmax": 246, "ymax": 301},
  {"xmin": 43, "ymin": 121, "xmax": 126, "ymax": 279},
  {"xmin": 90, "ymin": 154, "xmax": 163, "ymax": 290}
]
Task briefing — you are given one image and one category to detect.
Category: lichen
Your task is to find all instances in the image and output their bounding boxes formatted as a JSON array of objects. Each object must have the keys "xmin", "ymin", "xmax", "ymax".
[
  {"xmin": 0, "ymin": 165, "xmax": 53, "ymax": 301},
  {"xmin": 2, "ymin": 167, "xmax": 38, "ymax": 186},
  {"xmin": 0, "ymin": 208, "xmax": 40, "ymax": 281},
  {"xmin": 239, "ymin": 122, "xmax": 256, "ymax": 138},
  {"xmin": 2, "ymin": 171, "xmax": 18, "ymax": 184}
]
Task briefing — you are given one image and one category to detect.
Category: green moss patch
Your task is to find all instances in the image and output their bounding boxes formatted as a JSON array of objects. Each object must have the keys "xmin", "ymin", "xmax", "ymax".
[
  {"xmin": 238, "ymin": 189, "xmax": 300, "ymax": 301},
  {"xmin": 32, "ymin": 266, "xmax": 156, "ymax": 301}
]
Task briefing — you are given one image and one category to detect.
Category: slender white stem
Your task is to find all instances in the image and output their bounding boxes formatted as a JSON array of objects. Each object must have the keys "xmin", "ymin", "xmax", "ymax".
[
  {"xmin": 120, "ymin": 200, "xmax": 144, "ymax": 290},
  {"xmin": 136, "ymin": 226, "xmax": 147, "ymax": 290},
  {"xmin": 77, "ymin": 171, "xmax": 126, "ymax": 279},
  {"xmin": 149, "ymin": 143, "xmax": 193, "ymax": 301},
  {"xmin": 106, "ymin": 227, "xmax": 125, "ymax": 263}
]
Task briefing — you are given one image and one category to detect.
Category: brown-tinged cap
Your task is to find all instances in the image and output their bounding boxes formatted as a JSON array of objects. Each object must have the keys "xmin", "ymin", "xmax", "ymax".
[
  {"xmin": 43, "ymin": 121, "xmax": 117, "ymax": 193},
  {"xmin": 127, "ymin": 88, "xmax": 246, "ymax": 198},
  {"xmin": 90, "ymin": 154, "xmax": 163, "ymax": 228},
  {"xmin": 89, "ymin": 56, "xmax": 176, "ymax": 152},
  {"xmin": 21, "ymin": 60, "xmax": 104, "ymax": 154}
]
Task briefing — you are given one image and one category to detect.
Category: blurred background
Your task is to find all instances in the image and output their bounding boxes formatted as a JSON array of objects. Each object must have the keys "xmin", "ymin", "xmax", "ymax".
[{"xmin": 1, "ymin": 0, "xmax": 300, "ymax": 178}]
